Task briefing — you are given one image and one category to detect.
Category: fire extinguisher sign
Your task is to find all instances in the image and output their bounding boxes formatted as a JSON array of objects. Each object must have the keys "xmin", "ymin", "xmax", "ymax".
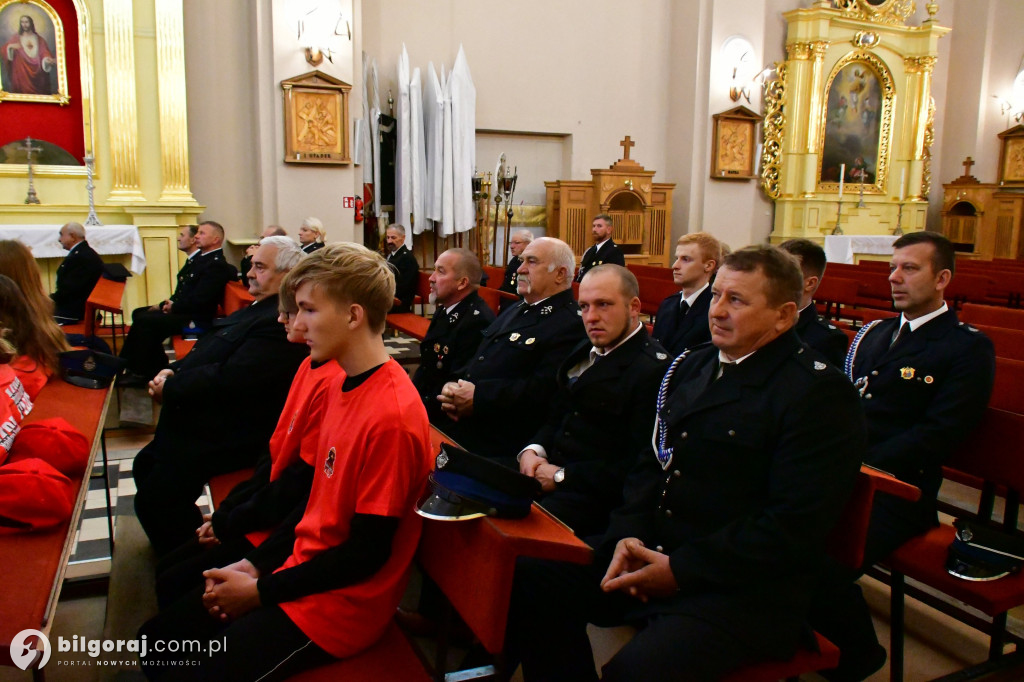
[{"xmin": 343, "ymin": 197, "xmax": 355, "ymax": 209}]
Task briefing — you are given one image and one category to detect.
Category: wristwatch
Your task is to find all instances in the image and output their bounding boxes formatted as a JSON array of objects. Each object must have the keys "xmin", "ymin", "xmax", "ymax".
[{"xmin": 553, "ymin": 467, "xmax": 565, "ymax": 485}]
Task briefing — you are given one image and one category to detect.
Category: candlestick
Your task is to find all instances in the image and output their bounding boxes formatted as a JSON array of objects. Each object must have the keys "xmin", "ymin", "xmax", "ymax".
[
  {"xmin": 899, "ymin": 168, "xmax": 906, "ymax": 202},
  {"xmin": 839, "ymin": 164, "xmax": 845, "ymax": 199}
]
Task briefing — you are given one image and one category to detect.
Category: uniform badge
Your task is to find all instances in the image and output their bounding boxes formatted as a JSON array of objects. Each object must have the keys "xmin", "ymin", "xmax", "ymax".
[
  {"xmin": 433, "ymin": 343, "xmax": 441, "ymax": 352},
  {"xmin": 436, "ymin": 452, "xmax": 449, "ymax": 469},
  {"xmin": 828, "ymin": 324, "xmax": 837, "ymax": 330},
  {"xmin": 324, "ymin": 447, "xmax": 336, "ymax": 478},
  {"xmin": 450, "ymin": 312, "xmax": 459, "ymax": 321},
  {"xmin": 83, "ymin": 355, "xmax": 97, "ymax": 372},
  {"xmin": 525, "ymin": 337, "xmax": 536, "ymax": 345},
  {"xmin": 814, "ymin": 361, "xmax": 827, "ymax": 371},
  {"xmin": 924, "ymin": 375, "xmax": 934, "ymax": 384},
  {"xmin": 509, "ymin": 333, "xmax": 521, "ymax": 342},
  {"xmin": 473, "ymin": 309, "xmax": 480, "ymax": 315},
  {"xmin": 540, "ymin": 305, "xmax": 553, "ymax": 316},
  {"xmin": 656, "ymin": 352, "xmax": 668, "ymax": 360},
  {"xmin": 900, "ymin": 367, "xmax": 915, "ymax": 380}
]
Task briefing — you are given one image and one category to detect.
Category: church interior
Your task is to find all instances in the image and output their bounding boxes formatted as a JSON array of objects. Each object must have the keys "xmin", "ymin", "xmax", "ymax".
[{"xmin": 2, "ymin": 0, "xmax": 1024, "ymax": 680}]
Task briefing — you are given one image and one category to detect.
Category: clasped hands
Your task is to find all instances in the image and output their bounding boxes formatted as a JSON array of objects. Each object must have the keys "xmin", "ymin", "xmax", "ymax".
[
  {"xmin": 436, "ymin": 379, "xmax": 475, "ymax": 420},
  {"xmin": 600, "ymin": 538, "xmax": 678, "ymax": 603},
  {"xmin": 202, "ymin": 559, "xmax": 261, "ymax": 622},
  {"xmin": 148, "ymin": 369, "xmax": 174, "ymax": 402},
  {"xmin": 518, "ymin": 450, "xmax": 560, "ymax": 493}
]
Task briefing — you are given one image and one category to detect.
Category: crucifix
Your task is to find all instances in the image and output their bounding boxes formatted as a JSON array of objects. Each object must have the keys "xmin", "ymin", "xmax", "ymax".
[
  {"xmin": 961, "ymin": 156, "xmax": 976, "ymax": 178},
  {"xmin": 19, "ymin": 137, "xmax": 42, "ymax": 205},
  {"xmin": 84, "ymin": 153, "xmax": 102, "ymax": 226},
  {"xmin": 619, "ymin": 135, "xmax": 635, "ymax": 161}
]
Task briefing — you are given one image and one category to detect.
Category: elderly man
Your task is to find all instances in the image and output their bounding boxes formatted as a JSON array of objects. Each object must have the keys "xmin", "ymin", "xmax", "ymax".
[
  {"xmin": 575, "ymin": 214, "xmax": 625, "ymax": 282},
  {"xmin": 500, "ymin": 230, "xmax": 533, "ymax": 298},
  {"xmin": 414, "ymin": 248, "xmax": 495, "ymax": 417},
  {"xmin": 518, "ymin": 265, "xmax": 669, "ymax": 537},
  {"xmin": 812, "ymin": 231, "xmax": 995, "ymax": 681},
  {"xmin": 51, "ymin": 222, "xmax": 104, "ymax": 324},
  {"xmin": 651, "ymin": 231, "xmax": 722, "ymax": 357},
  {"xmin": 133, "ymin": 236, "xmax": 309, "ymax": 556},
  {"xmin": 240, "ymin": 225, "xmax": 287, "ymax": 283},
  {"xmin": 508, "ymin": 246, "xmax": 865, "ymax": 681},
  {"xmin": 385, "ymin": 224, "xmax": 419, "ymax": 312},
  {"xmin": 436, "ymin": 237, "xmax": 586, "ymax": 460},
  {"xmin": 119, "ymin": 220, "xmax": 237, "ymax": 383},
  {"xmin": 779, "ymin": 238, "xmax": 849, "ymax": 367}
]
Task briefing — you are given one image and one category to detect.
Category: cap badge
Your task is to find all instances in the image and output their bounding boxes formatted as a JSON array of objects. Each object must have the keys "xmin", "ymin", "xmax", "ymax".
[{"xmin": 436, "ymin": 452, "xmax": 449, "ymax": 469}]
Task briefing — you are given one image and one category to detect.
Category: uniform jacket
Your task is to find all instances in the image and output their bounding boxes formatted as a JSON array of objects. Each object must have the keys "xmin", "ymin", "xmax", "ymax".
[
  {"xmin": 795, "ymin": 304, "xmax": 848, "ymax": 368},
  {"xmin": 387, "ymin": 245, "xmax": 419, "ymax": 312},
  {"xmin": 532, "ymin": 327, "xmax": 670, "ymax": 537},
  {"xmin": 169, "ymin": 249, "xmax": 237, "ymax": 320},
  {"xmin": 651, "ymin": 286, "xmax": 712, "ymax": 357},
  {"xmin": 601, "ymin": 331, "xmax": 864, "ymax": 660},
  {"xmin": 159, "ymin": 295, "xmax": 309, "ymax": 468},
  {"xmin": 499, "ymin": 256, "xmax": 522, "ymax": 296},
  {"xmin": 51, "ymin": 241, "xmax": 104, "ymax": 321},
  {"xmin": 413, "ymin": 291, "xmax": 495, "ymax": 413},
  {"xmin": 301, "ymin": 242, "xmax": 325, "ymax": 254},
  {"xmin": 575, "ymin": 240, "xmax": 625, "ymax": 282},
  {"xmin": 848, "ymin": 309, "xmax": 994, "ymax": 505},
  {"xmin": 441, "ymin": 287, "xmax": 586, "ymax": 458}
]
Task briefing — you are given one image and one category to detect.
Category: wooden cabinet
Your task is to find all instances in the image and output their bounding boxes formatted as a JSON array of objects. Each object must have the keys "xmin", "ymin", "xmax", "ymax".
[{"xmin": 941, "ymin": 182, "xmax": 1024, "ymax": 260}]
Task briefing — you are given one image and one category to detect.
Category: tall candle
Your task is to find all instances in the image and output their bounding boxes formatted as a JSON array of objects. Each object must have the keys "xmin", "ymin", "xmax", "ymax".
[
  {"xmin": 839, "ymin": 164, "xmax": 845, "ymax": 199},
  {"xmin": 899, "ymin": 168, "xmax": 906, "ymax": 202}
]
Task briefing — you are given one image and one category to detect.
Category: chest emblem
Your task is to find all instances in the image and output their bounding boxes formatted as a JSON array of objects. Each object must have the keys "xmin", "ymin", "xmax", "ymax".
[
  {"xmin": 324, "ymin": 447, "xmax": 336, "ymax": 478},
  {"xmin": 924, "ymin": 375, "xmax": 934, "ymax": 384},
  {"xmin": 509, "ymin": 333, "xmax": 521, "ymax": 342},
  {"xmin": 525, "ymin": 337, "xmax": 536, "ymax": 345},
  {"xmin": 900, "ymin": 367, "xmax": 915, "ymax": 380}
]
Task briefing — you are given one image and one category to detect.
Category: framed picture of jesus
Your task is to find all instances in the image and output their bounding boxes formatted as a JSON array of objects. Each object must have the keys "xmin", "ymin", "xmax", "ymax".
[{"xmin": 0, "ymin": 0, "xmax": 69, "ymax": 105}]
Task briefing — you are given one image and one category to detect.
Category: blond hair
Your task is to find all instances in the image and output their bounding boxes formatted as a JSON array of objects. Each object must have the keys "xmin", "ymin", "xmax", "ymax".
[
  {"xmin": 283, "ymin": 242, "xmax": 395, "ymax": 334},
  {"xmin": 677, "ymin": 232, "xmax": 723, "ymax": 265}
]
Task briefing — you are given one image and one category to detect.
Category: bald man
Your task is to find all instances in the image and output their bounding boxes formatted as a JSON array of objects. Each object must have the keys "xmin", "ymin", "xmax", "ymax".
[{"xmin": 52, "ymin": 222, "xmax": 104, "ymax": 324}]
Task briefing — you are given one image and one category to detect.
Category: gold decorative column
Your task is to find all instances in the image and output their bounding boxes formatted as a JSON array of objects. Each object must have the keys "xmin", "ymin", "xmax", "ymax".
[
  {"xmin": 103, "ymin": 0, "xmax": 145, "ymax": 201},
  {"xmin": 155, "ymin": 0, "xmax": 195, "ymax": 203},
  {"xmin": 903, "ymin": 55, "xmax": 938, "ymax": 201}
]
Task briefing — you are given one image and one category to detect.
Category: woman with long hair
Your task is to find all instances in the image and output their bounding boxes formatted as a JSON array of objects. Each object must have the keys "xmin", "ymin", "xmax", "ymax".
[{"xmin": 0, "ymin": 242, "xmax": 70, "ymax": 397}]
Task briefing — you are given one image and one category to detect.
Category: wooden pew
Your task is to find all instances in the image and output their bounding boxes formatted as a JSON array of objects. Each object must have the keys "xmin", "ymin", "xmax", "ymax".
[{"xmin": 0, "ymin": 379, "xmax": 113, "ymax": 670}]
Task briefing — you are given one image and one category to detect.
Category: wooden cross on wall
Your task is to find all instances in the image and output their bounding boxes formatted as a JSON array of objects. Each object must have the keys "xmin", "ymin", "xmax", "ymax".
[
  {"xmin": 619, "ymin": 136, "xmax": 635, "ymax": 160},
  {"xmin": 962, "ymin": 156, "xmax": 975, "ymax": 177}
]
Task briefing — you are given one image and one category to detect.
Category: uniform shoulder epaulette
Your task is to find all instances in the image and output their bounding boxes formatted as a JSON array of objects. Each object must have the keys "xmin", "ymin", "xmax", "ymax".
[
  {"xmin": 792, "ymin": 345, "xmax": 836, "ymax": 374},
  {"xmin": 814, "ymin": 314, "xmax": 840, "ymax": 331},
  {"xmin": 957, "ymin": 321, "xmax": 982, "ymax": 334},
  {"xmin": 642, "ymin": 339, "xmax": 672, "ymax": 362}
]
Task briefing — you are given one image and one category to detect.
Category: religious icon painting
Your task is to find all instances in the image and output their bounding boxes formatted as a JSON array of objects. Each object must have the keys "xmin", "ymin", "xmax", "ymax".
[
  {"xmin": 281, "ymin": 70, "xmax": 352, "ymax": 165},
  {"xmin": 0, "ymin": 0, "xmax": 69, "ymax": 104}
]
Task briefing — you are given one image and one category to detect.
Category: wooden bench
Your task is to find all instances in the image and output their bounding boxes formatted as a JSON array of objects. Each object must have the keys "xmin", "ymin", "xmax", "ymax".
[
  {"xmin": 961, "ymin": 303, "xmax": 1024, "ymax": 331},
  {"xmin": 0, "ymin": 379, "xmax": 113, "ymax": 670}
]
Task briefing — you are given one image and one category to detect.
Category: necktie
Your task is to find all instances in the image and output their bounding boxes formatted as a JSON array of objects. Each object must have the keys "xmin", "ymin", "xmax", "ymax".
[
  {"xmin": 890, "ymin": 321, "xmax": 911, "ymax": 348},
  {"xmin": 679, "ymin": 300, "xmax": 690, "ymax": 317}
]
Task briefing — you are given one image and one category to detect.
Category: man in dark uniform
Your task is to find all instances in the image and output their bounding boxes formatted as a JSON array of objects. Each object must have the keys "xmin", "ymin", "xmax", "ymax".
[
  {"xmin": 436, "ymin": 237, "xmax": 586, "ymax": 461},
  {"xmin": 779, "ymin": 238, "xmax": 849, "ymax": 367},
  {"xmin": 812, "ymin": 231, "xmax": 995, "ymax": 681},
  {"xmin": 385, "ymin": 224, "xmax": 419, "ymax": 312},
  {"xmin": 51, "ymin": 222, "xmax": 104, "ymax": 324},
  {"xmin": 119, "ymin": 220, "xmax": 237, "ymax": 383},
  {"xmin": 414, "ymin": 248, "xmax": 495, "ymax": 419},
  {"xmin": 575, "ymin": 213, "xmax": 625, "ymax": 282},
  {"xmin": 507, "ymin": 246, "xmax": 865, "ymax": 681},
  {"xmin": 518, "ymin": 264, "xmax": 669, "ymax": 538},
  {"xmin": 133, "ymin": 237, "xmax": 309, "ymax": 557},
  {"xmin": 651, "ymin": 231, "xmax": 721, "ymax": 357},
  {"xmin": 499, "ymin": 230, "xmax": 532, "ymax": 305}
]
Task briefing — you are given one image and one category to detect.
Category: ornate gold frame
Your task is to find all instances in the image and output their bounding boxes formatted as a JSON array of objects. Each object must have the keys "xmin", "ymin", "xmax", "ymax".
[
  {"xmin": 282, "ymin": 70, "xmax": 351, "ymax": 165},
  {"xmin": 711, "ymin": 105, "xmax": 761, "ymax": 181},
  {"xmin": 815, "ymin": 50, "xmax": 894, "ymax": 196},
  {"xmin": 760, "ymin": 63, "xmax": 787, "ymax": 200},
  {"xmin": 0, "ymin": 0, "xmax": 68, "ymax": 104},
  {"xmin": 0, "ymin": 0, "xmax": 93, "ymax": 177},
  {"xmin": 834, "ymin": 0, "xmax": 915, "ymax": 26}
]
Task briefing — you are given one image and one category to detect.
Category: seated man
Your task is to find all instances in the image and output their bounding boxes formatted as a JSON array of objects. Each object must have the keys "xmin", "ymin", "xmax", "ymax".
[
  {"xmin": 436, "ymin": 237, "xmax": 586, "ymax": 460},
  {"xmin": 779, "ymin": 238, "xmax": 848, "ymax": 367},
  {"xmin": 385, "ymin": 224, "xmax": 419, "ymax": 312},
  {"xmin": 413, "ymin": 248, "xmax": 495, "ymax": 418},
  {"xmin": 239, "ymin": 225, "xmax": 286, "ymax": 283},
  {"xmin": 518, "ymin": 264, "xmax": 669, "ymax": 538},
  {"xmin": 507, "ymin": 246, "xmax": 865, "ymax": 681},
  {"xmin": 651, "ymin": 231, "xmax": 721, "ymax": 357},
  {"xmin": 119, "ymin": 220, "xmax": 238, "ymax": 382},
  {"xmin": 575, "ymin": 214, "xmax": 625, "ymax": 282},
  {"xmin": 51, "ymin": 221, "xmax": 104, "ymax": 324},
  {"xmin": 133, "ymin": 236, "xmax": 309, "ymax": 556},
  {"xmin": 500, "ymin": 230, "xmax": 532, "ymax": 303},
  {"xmin": 812, "ymin": 231, "xmax": 995, "ymax": 681},
  {"xmin": 139, "ymin": 243, "xmax": 433, "ymax": 680}
]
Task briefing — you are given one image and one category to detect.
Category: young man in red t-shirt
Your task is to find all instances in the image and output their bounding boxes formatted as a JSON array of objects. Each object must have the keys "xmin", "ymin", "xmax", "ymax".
[{"xmin": 139, "ymin": 243, "xmax": 433, "ymax": 680}]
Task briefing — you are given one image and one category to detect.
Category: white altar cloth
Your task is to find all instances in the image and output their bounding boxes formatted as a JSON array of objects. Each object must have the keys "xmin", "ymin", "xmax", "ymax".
[
  {"xmin": 824, "ymin": 235, "xmax": 898, "ymax": 264},
  {"xmin": 0, "ymin": 224, "xmax": 146, "ymax": 274}
]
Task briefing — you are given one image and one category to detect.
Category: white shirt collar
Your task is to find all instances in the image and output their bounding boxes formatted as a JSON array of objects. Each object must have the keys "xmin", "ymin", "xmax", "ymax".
[
  {"xmin": 682, "ymin": 282, "xmax": 709, "ymax": 307},
  {"xmin": 900, "ymin": 302, "xmax": 948, "ymax": 332},
  {"xmin": 718, "ymin": 349, "xmax": 757, "ymax": 366},
  {"xmin": 593, "ymin": 238, "xmax": 610, "ymax": 252},
  {"xmin": 591, "ymin": 322, "xmax": 643, "ymax": 361}
]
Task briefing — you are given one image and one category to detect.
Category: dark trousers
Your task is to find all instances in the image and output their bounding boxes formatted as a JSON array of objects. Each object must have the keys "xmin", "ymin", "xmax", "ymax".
[
  {"xmin": 139, "ymin": 589, "xmax": 334, "ymax": 681},
  {"xmin": 507, "ymin": 556, "xmax": 759, "ymax": 682},
  {"xmin": 155, "ymin": 537, "xmax": 256, "ymax": 610},
  {"xmin": 133, "ymin": 436, "xmax": 253, "ymax": 558},
  {"xmin": 120, "ymin": 307, "xmax": 194, "ymax": 376}
]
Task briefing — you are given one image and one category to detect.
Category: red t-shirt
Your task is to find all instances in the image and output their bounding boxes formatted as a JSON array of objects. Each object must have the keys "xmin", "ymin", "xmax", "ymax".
[
  {"xmin": 277, "ymin": 359, "xmax": 432, "ymax": 658},
  {"xmin": 10, "ymin": 356, "xmax": 50, "ymax": 401},
  {"xmin": 0, "ymin": 365, "xmax": 33, "ymax": 464},
  {"xmin": 244, "ymin": 357, "xmax": 342, "ymax": 547}
]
